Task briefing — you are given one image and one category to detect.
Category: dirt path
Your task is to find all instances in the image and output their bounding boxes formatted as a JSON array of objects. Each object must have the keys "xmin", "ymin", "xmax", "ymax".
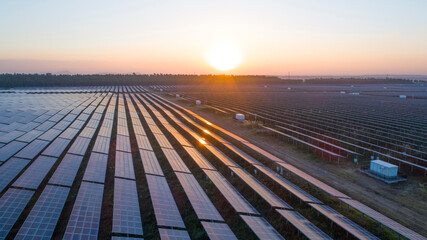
[{"xmin": 166, "ymin": 95, "xmax": 427, "ymax": 237}]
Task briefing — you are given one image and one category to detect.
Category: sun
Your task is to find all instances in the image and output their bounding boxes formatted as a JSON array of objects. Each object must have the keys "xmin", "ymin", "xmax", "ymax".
[{"xmin": 206, "ymin": 44, "xmax": 242, "ymax": 71}]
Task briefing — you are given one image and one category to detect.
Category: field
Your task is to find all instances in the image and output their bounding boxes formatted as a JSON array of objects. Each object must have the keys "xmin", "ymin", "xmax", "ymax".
[{"xmin": 0, "ymin": 84, "xmax": 426, "ymax": 240}]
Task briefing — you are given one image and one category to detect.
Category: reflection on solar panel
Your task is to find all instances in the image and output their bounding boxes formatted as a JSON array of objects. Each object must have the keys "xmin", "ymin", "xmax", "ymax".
[
  {"xmin": 240, "ymin": 215, "xmax": 284, "ymax": 240},
  {"xmin": 116, "ymin": 135, "xmax": 132, "ymax": 152},
  {"xmin": 43, "ymin": 138, "xmax": 71, "ymax": 157},
  {"xmin": 68, "ymin": 137, "xmax": 91, "ymax": 156},
  {"xmin": 0, "ymin": 141, "xmax": 27, "ymax": 162},
  {"xmin": 162, "ymin": 148, "xmax": 191, "ymax": 173},
  {"xmin": 203, "ymin": 170, "xmax": 258, "ymax": 215},
  {"xmin": 49, "ymin": 154, "xmax": 84, "ymax": 187},
  {"xmin": 146, "ymin": 175, "xmax": 185, "ymax": 228},
  {"xmin": 183, "ymin": 146, "xmax": 215, "ymax": 170},
  {"xmin": 0, "ymin": 157, "xmax": 31, "ymax": 192},
  {"xmin": 16, "ymin": 185, "xmax": 69, "ymax": 239},
  {"xmin": 159, "ymin": 228, "xmax": 190, "ymax": 240},
  {"xmin": 16, "ymin": 129, "xmax": 44, "ymax": 143},
  {"xmin": 13, "ymin": 155, "xmax": 57, "ymax": 189},
  {"xmin": 140, "ymin": 149, "xmax": 163, "ymax": 176},
  {"xmin": 175, "ymin": 172, "xmax": 223, "ymax": 221},
  {"xmin": 254, "ymin": 165, "xmax": 322, "ymax": 204},
  {"xmin": 135, "ymin": 135, "xmax": 152, "ymax": 150},
  {"xmin": 230, "ymin": 167, "xmax": 292, "ymax": 209},
  {"xmin": 16, "ymin": 139, "xmax": 50, "ymax": 159},
  {"xmin": 115, "ymin": 151, "xmax": 135, "ymax": 180},
  {"xmin": 201, "ymin": 221, "xmax": 237, "ymax": 240},
  {"xmin": 0, "ymin": 188, "xmax": 34, "ymax": 239},
  {"xmin": 38, "ymin": 128, "xmax": 62, "ymax": 141},
  {"xmin": 308, "ymin": 203, "xmax": 379, "ymax": 240},
  {"xmin": 154, "ymin": 134, "xmax": 173, "ymax": 149},
  {"xmin": 276, "ymin": 209, "xmax": 332, "ymax": 240},
  {"xmin": 92, "ymin": 136, "xmax": 111, "ymax": 154},
  {"xmin": 59, "ymin": 128, "xmax": 80, "ymax": 139},
  {"xmin": 64, "ymin": 182, "xmax": 104, "ymax": 240},
  {"xmin": 113, "ymin": 178, "xmax": 143, "ymax": 235}
]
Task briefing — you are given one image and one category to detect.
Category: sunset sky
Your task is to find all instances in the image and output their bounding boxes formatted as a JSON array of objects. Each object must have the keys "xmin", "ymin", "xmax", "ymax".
[{"xmin": 1, "ymin": 0, "xmax": 426, "ymax": 75}]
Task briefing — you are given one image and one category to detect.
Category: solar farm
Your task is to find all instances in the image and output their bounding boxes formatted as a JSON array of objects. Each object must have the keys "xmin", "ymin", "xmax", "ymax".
[{"xmin": 0, "ymin": 84, "xmax": 426, "ymax": 240}]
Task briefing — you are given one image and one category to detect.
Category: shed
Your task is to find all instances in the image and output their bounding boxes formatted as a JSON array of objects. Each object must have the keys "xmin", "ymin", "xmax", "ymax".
[{"xmin": 370, "ymin": 160, "xmax": 398, "ymax": 178}]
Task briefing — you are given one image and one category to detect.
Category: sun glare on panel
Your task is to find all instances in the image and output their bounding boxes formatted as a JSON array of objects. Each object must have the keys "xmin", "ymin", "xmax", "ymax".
[{"xmin": 206, "ymin": 44, "xmax": 242, "ymax": 71}]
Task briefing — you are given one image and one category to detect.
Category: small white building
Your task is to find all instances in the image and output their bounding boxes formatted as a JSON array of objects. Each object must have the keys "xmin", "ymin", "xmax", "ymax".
[
  {"xmin": 399, "ymin": 95, "xmax": 407, "ymax": 99},
  {"xmin": 370, "ymin": 160, "xmax": 398, "ymax": 178},
  {"xmin": 176, "ymin": 94, "xmax": 180, "ymax": 98},
  {"xmin": 195, "ymin": 100, "xmax": 201, "ymax": 105},
  {"xmin": 236, "ymin": 113, "xmax": 245, "ymax": 121}
]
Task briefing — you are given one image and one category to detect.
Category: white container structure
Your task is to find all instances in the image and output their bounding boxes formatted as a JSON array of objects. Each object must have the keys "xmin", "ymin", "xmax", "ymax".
[
  {"xmin": 399, "ymin": 95, "xmax": 407, "ymax": 99},
  {"xmin": 160, "ymin": 89, "xmax": 163, "ymax": 92},
  {"xmin": 176, "ymin": 94, "xmax": 180, "ymax": 98},
  {"xmin": 195, "ymin": 100, "xmax": 201, "ymax": 105},
  {"xmin": 370, "ymin": 160, "xmax": 398, "ymax": 178},
  {"xmin": 340, "ymin": 91, "xmax": 346, "ymax": 94},
  {"xmin": 236, "ymin": 114, "xmax": 245, "ymax": 121}
]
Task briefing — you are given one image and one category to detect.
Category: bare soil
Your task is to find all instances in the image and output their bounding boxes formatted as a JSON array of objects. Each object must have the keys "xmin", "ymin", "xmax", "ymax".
[{"xmin": 166, "ymin": 94, "xmax": 427, "ymax": 237}]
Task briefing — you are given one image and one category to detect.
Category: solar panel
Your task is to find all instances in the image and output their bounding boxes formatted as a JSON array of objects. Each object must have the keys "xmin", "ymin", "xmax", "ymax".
[
  {"xmin": 111, "ymin": 237, "xmax": 144, "ymax": 240},
  {"xmin": 0, "ymin": 130, "xmax": 26, "ymax": 144},
  {"xmin": 276, "ymin": 209, "xmax": 332, "ymax": 240},
  {"xmin": 115, "ymin": 151, "xmax": 135, "ymax": 180},
  {"xmin": 92, "ymin": 136, "xmax": 111, "ymax": 154},
  {"xmin": 204, "ymin": 145, "xmax": 240, "ymax": 168},
  {"xmin": 146, "ymin": 175, "xmax": 185, "ymax": 228},
  {"xmin": 254, "ymin": 165, "xmax": 322, "ymax": 204},
  {"xmin": 79, "ymin": 127, "xmax": 97, "ymax": 139},
  {"xmin": 0, "ymin": 157, "xmax": 31, "ymax": 192},
  {"xmin": 16, "ymin": 129, "xmax": 44, "ymax": 143},
  {"xmin": 116, "ymin": 135, "xmax": 132, "ymax": 153},
  {"xmin": 42, "ymin": 138, "xmax": 72, "ymax": 157},
  {"xmin": 139, "ymin": 149, "xmax": 163, "ymax": 176},
  {"xmin": 17, "ymin": 121, "xmax": 39, "ymax": 132},
  {"xmin": 159, "ymin": 228, "xmax": 190, "ymax": 240},
  {"xmin": 135, "ymin": 135, "xmax": 153, "ymax": 150},
  {"xmin": 35, "ymin": 121, "xmax": 56, "ymax": 131},
  {"xmin": 117, "ymin": 124, "xmax": 130, "ymax": 136},
  {"xmin": 49, "ymin": 154, "xmax": 84, "ymax": 187},
  {"xmin": 223, "ymin": 143, "xmax": 262, "ymax": 166},
  {"xmin": 240, "ymin": 215, "xmax": 285, "ymax": 240},
  {"xmin": 154, "ymin": 134, "xmax": 174, "ymax": 149},
  {"xmin": 15, "ymin": 139, "xmax": 50, "ymax": 159},
  {"xmin": 69, "ymin": 120, "xmax": 86, "ymax": 130},
  {"xmin": 230, "ymin": 167, "xmax": 293, "ymax": 209},
  {"xmin": 64, "ymin": 182, "xmax": 104, "ymax": 240},
  {"xmin": 132, "ymin": 123, "xmax": 146, "ymax": 136},
  {"xmin": 203, "ymin": 169, "xmax": 258, "ymax": 215},
  {"xmin": 59, "ymin": 127, "xmax": 79, "ymax": 139},
  {"xmin": 175, "ymin": 172, "xmax": 223, "ymax": 221},
  {"xmin": 308, "ymin": 203, "xmax": 380, "ymax": 240},
  {"xmin": 98, "ymin": 126, "xmax": 112, "ymax": 137},
  {"xmin": 183, "ymin": 146, "xmax": 215, "ymax": 170},
  {"xmin": 162, "ymin": 148, "xmax": 191, "ymax": 173},
  {"xmin": 0, "ymin": 188, "xmax": 34, "ymax": 239},
  {"xmin": 68, "ymin": 137, "xmax": 91, "ymax": 156},
  {"xmin": 13, "ymin": 155, "xmax": 57, "ymax": 189},
  {"xmin": 38, "ymin": 128, "xmax": 62, "ymax": 141},
  {"xmin": 85, "ymin": 119, "xmax": 100, "ymax": 129},
  {"xmin": 15, "ymin": 185, "xmax": 70, "ymax": 239},
  {"xmin": 201, "ymin": 221, "xmax": 237, "ymax": 240},
  {"xmin": 0, "ymin": 141, "xmax": 27, "ymax": 162},
  {"xmin": 113, "ymin": 178, "xmax": 143, "ymax": 235}
]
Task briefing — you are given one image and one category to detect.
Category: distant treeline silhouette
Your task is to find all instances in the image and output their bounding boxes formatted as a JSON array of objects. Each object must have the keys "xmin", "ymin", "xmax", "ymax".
[{"xmin": 0, "ymin": 73, "xmax": 409, "ymax": 88}]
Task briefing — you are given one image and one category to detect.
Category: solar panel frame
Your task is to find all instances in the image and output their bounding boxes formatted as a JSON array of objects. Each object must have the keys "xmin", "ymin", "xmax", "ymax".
[
  {"xmin": 15, "ymin": 139, "xmax": 50, "ymax": 159},
  {"xmin": 139, "ymin": 149, "xmax": 163, "ymax": 176},
  {"xmin": 0, "ymin": 141, "xmax": 27, "ymax": 162},
  {"xmin": 158, "ymin": 228, "xmax": 191, "ymax": 240},
  {"xmin": 135, "ymin": 135, "xmax": 153, "ymax": 151},
  {"xmin": 49, "ymin": 154, "xmax": 84, "ymax": 187},
  {"xmin": 116, "ymin": 135, "xmax": 132, "ymax": 153},
  {"xmin": 38, "ymin": 128, "xmax": 62, "ymax": 141},
  {"xmin": 146, "ymin": 175, "xmax": 185, "ymax": 228},
  {"xmin": 92, "ymin": 136, "xmax": 111, "ymax": 154},
  {"xmin": 0, "ymin": 130, "xmax": 26, "ymax": 144},
  {"xmin": 112, "ymin": 178, "xmax": 143, "ymax": 235},
  {"xmin": 183, "ymin": 146, "xmax": 215, "ymax": 170},
  {"xmin": 12, "ymin": 155, "xmax": 57, "ymax": 189},
  {"xmin": 15, "ymin": 185, "xmax": 70, "ymax": 239},
  {"xmin": 79, "ymin": 127, "xmax": 97, "ymax": 139},
  {"xmin": 16, "ymin": 129, "xmax": 44, "ymax": 143},
  {"xmin": 0, "ymin": 188, "xmax": 34, "ymax": 239}
]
